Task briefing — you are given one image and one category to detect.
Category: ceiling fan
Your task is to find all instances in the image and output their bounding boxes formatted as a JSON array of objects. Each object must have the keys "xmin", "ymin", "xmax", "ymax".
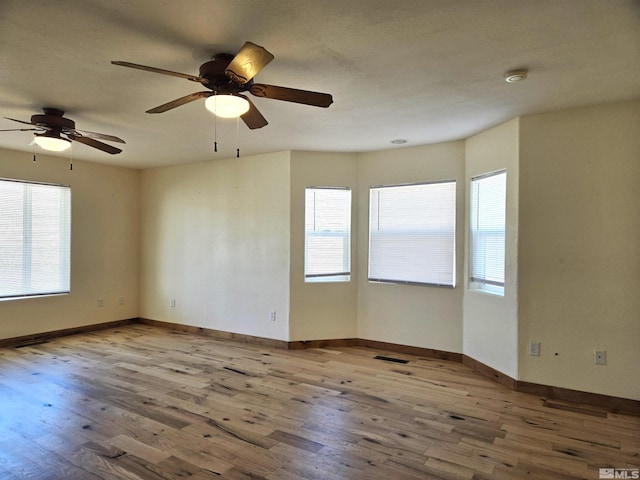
[
  {"xmin": 112, "ymin": 41, "xmax": 333, "ymax": 129},
  {"xmin": 0, "ymin": 108, "xmax": 125, "ymax": 154}
]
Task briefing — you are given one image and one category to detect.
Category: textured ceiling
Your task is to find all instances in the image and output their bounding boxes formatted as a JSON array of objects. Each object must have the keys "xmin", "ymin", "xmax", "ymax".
[{"xmin": 0, "ymin": 0, "xmax": 638, "ymax": 169}]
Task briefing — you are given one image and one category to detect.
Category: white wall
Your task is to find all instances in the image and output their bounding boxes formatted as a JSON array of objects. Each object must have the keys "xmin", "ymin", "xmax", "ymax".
[
  {"xmin": 0, "ymin": 148, "xmax": 139, "ymax": 339},
  {"xmin": 518, "ymin": 100, "xmax": 640, "ymax": 400},
  {"xmin": 289, "ymin": 151, "xmax": 359, "ymax": 341},
  {"xmin": 139, "ymin": 152, "xmax": 291, "ymax": 341},
  {"xmin": 3, "ymin": 100, "xmax": 638, "ymax": 402},
  {"xmin": 356, "ymin": 142, "xmax": 465, "ymax": 353},
  {"xmin": 463, "ymin": 119, "xmax": 519, "ymax": 378}
]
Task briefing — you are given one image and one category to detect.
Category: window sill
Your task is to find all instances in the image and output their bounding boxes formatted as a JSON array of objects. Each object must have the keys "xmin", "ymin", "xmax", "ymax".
[
  {"xmin": 0, "ymin": 292, "xmax": 69, "ymax": 302},
  {"xmin": 305, "ymin": 276, "xmax": 351, "ymax": 284},
  {"xmin": 467, "ymin": 287, "xmax": 504, "ymax": 298}
]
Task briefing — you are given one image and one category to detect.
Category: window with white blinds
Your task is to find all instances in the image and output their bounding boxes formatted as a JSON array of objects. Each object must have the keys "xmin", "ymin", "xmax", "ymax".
[
  {"xmin": 368, "ymin": 181, "xmax": 456, "ymax": 287},
  {"xmin": 469, "ymin": 170, "xmax": 506, "ymax": 295},
  {"xmin": 0, "ymin": 178, "xmax": 71, "ymax": 300},
  {"xmin": 304, "ymin": 187, "xmax": 351, "ymax": 282}
]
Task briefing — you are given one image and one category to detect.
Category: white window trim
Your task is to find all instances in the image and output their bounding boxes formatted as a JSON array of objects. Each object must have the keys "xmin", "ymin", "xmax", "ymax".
[
  {"xmin": 368, "ymin": 180, "xmax": 456, "ymax": 288},
  {"xmin": 469, "ymin": 169, "xmax": 506, "ymax": 296},
  {"xmin": 304, "ymin": 186, "xmax": 351, "ymax": 283},
  {"xmin": 0, "ymin": 177, "xmax": 71, "ymax": 300}
]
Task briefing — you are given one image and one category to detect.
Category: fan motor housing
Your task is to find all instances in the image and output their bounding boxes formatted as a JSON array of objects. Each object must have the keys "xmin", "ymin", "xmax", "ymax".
[
  {"xmin": 199, "ymin": 54, "xmax": 252, "ymax": 93},
  {"xmin": 31, "ymin": 108, "xmax": 75, "ymax": 130}
]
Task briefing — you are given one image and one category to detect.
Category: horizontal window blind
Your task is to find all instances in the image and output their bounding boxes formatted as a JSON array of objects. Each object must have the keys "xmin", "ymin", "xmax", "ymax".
[
  {"xmin": 470, "ymin": 170, "xmax": 506, "ymax": 294},
  {"xmin": 368, "ymin": 181, "xmax": 456, "ymax": 287},
  {"xmin": 0, "ymin": 178, "xmax": 71, "ymax": 299},
  {"xmin": 305, "ymin": 187, "xmax": 351, "ymax": 281}
]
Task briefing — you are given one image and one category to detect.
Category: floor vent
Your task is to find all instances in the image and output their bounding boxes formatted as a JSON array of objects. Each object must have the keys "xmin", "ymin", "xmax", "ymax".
[
  {"xmin": 373, "ymin": 355, "xmax": 409, "ymax": 364},
  {"xmin": 223, "ymin": 366, "xmax": 249, "ymax": 376}
]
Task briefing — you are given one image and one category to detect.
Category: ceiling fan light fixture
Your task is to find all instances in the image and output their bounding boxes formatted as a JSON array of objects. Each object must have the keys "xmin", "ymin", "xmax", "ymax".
[
  {"xmin": 34, "ymin": 132, "xmax": 71, "ymax": 151},
  {"xmin": 205, "ymin": 94, "xmax": 250, "ymax": 118}
]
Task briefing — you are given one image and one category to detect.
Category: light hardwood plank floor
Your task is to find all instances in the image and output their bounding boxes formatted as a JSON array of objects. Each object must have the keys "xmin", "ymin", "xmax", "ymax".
[{"xmin": 0, "ymin": 324, "xmax": 637, "ymax": 479}]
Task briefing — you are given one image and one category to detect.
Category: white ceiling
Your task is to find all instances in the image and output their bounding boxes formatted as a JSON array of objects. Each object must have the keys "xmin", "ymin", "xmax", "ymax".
[{"xmin": 0, "ymin": 0, "xmax": 638, "ymax": 169}]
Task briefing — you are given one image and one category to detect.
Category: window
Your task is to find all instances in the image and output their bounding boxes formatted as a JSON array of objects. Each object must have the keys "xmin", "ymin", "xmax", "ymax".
[
  {"xmin": 368, "ymin": 181, "xmax": 456, "ymax": 287},
  {"xmin": 469, "ymin": 170, "xmax": 506, "ymax": 295},
  {"xmin": 304, "ymin": 187, "xmax": 351, "ymax": 282},
  {"xmin": 0, "ymin": 178, "xmax": 71, "ymax": 300}
]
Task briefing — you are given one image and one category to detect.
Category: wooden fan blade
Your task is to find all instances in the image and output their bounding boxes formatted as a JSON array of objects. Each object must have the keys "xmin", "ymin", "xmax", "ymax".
[
  {"xmin": 4, "ymin": 116, "xmax": 37, "ymax": 127},
  {"xmin": 71, "ymin": 129, "xmax": 125, "ymax": 144},
  {"xmin": 146, "ymin": 91, "xmax": 212, "ymax": 114},
  {"xmin": 238, "ymin": 95, "xmax": 268, "ymax": 129},
  {"xmin": 225, "ymin": 42, "xmax": 274, "ymax": 85},
  {"xmin": 111, "ymin": 61, "xmax": 208, "ymax": 83},
  {"xmin": 67, "ymin": 134, "xmax": 122, "ymax": 154},
  {"xmin": 0, "ymin": 128, "xmax": 39, "ymax": 132},
  {"xmin": 250, "ymin": 84, "xmax": 333, "ymax": 108}
]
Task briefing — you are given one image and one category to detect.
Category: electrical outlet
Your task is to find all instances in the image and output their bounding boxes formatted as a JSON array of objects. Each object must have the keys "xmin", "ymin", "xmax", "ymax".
[
  {"xmin": 594, "ymin": 350, "xmax": 606, "ymax": 365},
  {"xmin": 97, "ymin": 298, "xmax": 104, "ymax": 307},
  {"xmin": 118, "ymin": 296, "xmax": 125, "ymax": 305},
  {"xmin": 528, "ymin": 341, "xmax": 540, "ymax": 356},
  {"xmin": 170, "ymin": 299, "xmax": 176, "ymax": 308},
  {"xmin": 270, "ymin": 311, "xmax": 277, "ymax": 322}
]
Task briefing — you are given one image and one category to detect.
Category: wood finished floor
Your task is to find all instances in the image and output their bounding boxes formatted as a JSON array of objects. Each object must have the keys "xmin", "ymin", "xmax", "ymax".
[{"xmin": 0, "ymin": 325, "xmax": 637, "ymax": 479}]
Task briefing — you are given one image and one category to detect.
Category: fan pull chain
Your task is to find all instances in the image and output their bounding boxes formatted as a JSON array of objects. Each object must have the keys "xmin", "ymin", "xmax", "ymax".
[
  {"xmin": 213, "ymin": 110, "xmax": 218, "ymax": 152},
  {"xmin": 32, "ymin": 134, "xmax": 37, "ymax": 163},
  {"xmin": 236, "ymin": 117, "xmax": 240, "ymax": 158},
  {"xmin": 69, "ymin": 143, "xmax": 73, "ymax": 171}
]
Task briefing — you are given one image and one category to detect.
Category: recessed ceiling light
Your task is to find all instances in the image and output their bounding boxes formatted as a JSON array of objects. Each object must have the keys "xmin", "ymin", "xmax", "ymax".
[
  {"xmin": 504, "ymin": 70, "xmax": 528, "ymax": 83},
  {"xmin": 390, "ymin": 139, "xmax": 407, "ymax": 144}
]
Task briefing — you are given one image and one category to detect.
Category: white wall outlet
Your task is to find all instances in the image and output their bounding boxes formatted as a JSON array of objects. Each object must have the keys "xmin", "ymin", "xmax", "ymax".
[
  {"xmin": 528, "ymin": 341, "xmax": 540, "ymax": 356},
  {"xmin": 97, "ymin": 298, "xmax": 104, "ymax": 307},
  {"xmin": 270, "ymin": 311, "xmax": 277, "ymax": 322},
  {"xmin": 118, "ymin": 296, "xmax": 125, "ymax": 305},
  {"xmin": 594, "ymin": 350, "xmax": 606, "ymax": 365},
  {"xmin": 170, "ymin": 299, "xmax": 176, "ymax": 308}
]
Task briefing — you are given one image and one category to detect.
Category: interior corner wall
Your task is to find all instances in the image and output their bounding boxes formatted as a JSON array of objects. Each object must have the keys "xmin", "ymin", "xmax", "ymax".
[
  {"xmin": 0, "ymin": 148, "xmax": 140, "ymax": 339},
  {"xmin": 139, "ymin": 151, "xmax": 291, "ymax": 341},
  {"xmin": 4, "ymin": 100, "xmax": 637, "ymax": 404},
  {"xmin": 463, "ymin": 118, "xmax": 519, "ymax": 378},
  {"xmin": 518, "ymin": 100, "xmax": 640, "ymax": 401},
  {"xmin": 289, "ymin": 151, "xmax": 359, "ymax": 341},
  {"xmin": 356, "ymin": 142, "xmax": 465, "ymax": 353}
]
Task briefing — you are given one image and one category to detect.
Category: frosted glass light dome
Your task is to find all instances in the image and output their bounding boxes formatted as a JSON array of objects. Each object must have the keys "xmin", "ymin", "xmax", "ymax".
[
  {"xmin": 34, "ymin": 133, "xmax": 71, "ymax": 151},
  {"xmin": 204, "ymin": 95, "xmax": 250, "ymax": 118}
]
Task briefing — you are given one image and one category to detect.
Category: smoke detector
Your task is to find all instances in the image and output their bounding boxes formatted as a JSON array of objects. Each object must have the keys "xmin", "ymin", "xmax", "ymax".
[{"xmin": 504, "ymin": 70, "xmax": 528, "ymax": 83}]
